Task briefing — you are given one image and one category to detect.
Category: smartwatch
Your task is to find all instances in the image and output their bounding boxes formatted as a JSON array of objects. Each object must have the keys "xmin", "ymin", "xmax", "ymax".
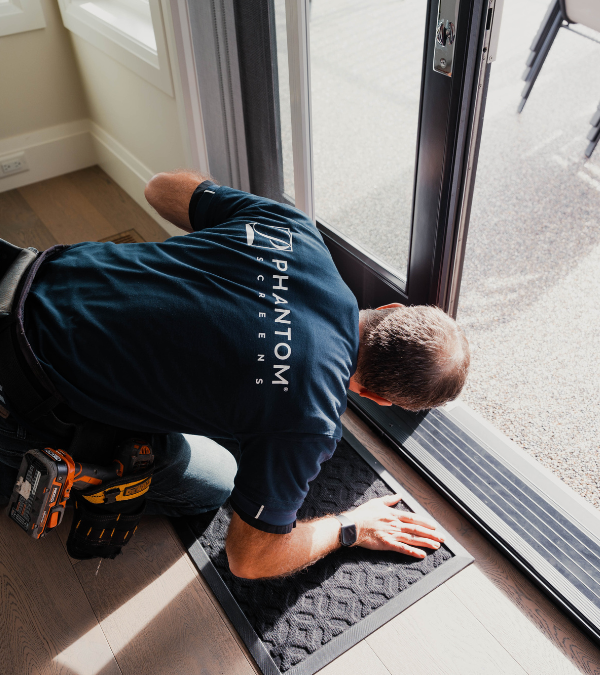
[{"xmin": 334, "ymin": 514, "xmax": 357, "ymax": 546}]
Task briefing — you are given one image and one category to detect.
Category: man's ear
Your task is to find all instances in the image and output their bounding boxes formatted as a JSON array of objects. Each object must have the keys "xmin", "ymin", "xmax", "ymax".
[
  {"xmin": 375, "ymin": 302, "xmax": 403, "ymax": 311},
  {"xmin": 348, "ymin": 377, "xmax": 393, "ymax": 407},
  {"xmin": 358, "ymin": 389, "xmax": 393, "ymax": 407}
]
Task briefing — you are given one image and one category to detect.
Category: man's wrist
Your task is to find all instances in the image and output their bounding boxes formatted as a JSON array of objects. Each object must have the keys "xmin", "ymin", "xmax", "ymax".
[{"xmin": 334, "ymin": 513, "xmax": 358, "ymax": 546}]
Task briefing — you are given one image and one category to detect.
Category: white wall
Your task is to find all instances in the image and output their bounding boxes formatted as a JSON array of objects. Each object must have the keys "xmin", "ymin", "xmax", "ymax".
[
  {"xmin": 0, "ymin": 0, "xmax": 97, "ymax": 191},
  {"xmin": 70, "ymin": 32, "xmax": 187, "ymax": 235},
  {"xmin": 0, "ymin": 0, "xmax": 88, "ymax": 139},
  {"xmin": 72, "ymin": 34, "xmax": 186, "ymax": 176},
  {"xmin": 0, "ymin": 0, "xmax": 192, "ymax": 237}
]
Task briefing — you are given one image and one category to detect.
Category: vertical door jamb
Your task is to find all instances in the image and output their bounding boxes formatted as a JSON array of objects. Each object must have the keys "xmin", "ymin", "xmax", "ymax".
[
  {"xmin": 285, "ymin": 0, "xmax": 315, "ymax": 222},
  {"xmin": 167, "ymin": 0, "xmax": 251, "ymax": 191},
  {"xmin": 164, "ymin": 0, "xmax": 210, "ymax": 174},
  {"xmin": 443, "ymin": 0, "xmax": 505, "ymax": 317}
]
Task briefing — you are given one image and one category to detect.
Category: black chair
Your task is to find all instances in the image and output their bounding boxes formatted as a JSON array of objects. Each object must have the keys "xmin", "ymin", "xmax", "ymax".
[{"xmin": 519, "ymin": 0, "xmax": 600, "ymax": 157}]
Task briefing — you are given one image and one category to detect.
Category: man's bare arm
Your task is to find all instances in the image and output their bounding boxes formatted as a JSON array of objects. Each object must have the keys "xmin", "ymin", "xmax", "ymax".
[
  {"xmin": 144, "ymin": 169, "xmax": 212, "ymax": 233},
  {"xmin": 226, "ymin": 494, "xmax": 444, "ymax": 579}
]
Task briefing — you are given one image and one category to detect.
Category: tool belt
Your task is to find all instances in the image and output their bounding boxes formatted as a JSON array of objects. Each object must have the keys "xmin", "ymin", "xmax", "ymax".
[{"xmin": 0, "ymin": 238, "xmax": 157, "ymax": 560}]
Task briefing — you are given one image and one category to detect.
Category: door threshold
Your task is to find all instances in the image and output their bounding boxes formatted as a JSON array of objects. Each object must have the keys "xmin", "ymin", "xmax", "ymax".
[{"xmin": 348, "ymin": 391, "xmax": 600, "ymax": 645}]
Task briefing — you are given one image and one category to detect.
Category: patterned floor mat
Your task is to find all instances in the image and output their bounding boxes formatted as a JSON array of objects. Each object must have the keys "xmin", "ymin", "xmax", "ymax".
[{"xmin": 173, "ymin": 428, "xmax": 472, "ymax": 675}]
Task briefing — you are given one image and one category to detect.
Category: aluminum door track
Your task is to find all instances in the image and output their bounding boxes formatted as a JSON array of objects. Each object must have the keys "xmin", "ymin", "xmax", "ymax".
[{"xmin": 348, "ymin": 391, "xmax": 600, "ymax": 644}]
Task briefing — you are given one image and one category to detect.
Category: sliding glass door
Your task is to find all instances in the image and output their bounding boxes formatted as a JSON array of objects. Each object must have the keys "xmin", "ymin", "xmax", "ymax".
[
  {"xmin": 234, "ymin": 0, "xmax": 500, "ymax": 313},
  {"xmin": 172, "ymin": 1, "xmax": 600, "ymax": 640},
  {"xmin": 310, "ymin": 0, "xmax": 426, "ymax": 286},
  {"xmin": 188, "ymin": 0, "xmax": 502, "ymax": 313}
]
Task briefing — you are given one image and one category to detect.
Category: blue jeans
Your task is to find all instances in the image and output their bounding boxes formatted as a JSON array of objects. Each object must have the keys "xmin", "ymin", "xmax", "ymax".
[{"xmin": 0, "ymin": 414, "xmax": 237, "ymax": 517}]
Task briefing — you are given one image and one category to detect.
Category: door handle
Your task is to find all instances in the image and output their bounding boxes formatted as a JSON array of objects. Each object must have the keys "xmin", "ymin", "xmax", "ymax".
[{"xmin": 433, "ymin": 0, "xmax": 459, "ymax": 77}]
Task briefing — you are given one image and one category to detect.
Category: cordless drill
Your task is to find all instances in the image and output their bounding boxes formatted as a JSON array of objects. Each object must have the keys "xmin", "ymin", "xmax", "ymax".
[{"xmin": 6, "ymin": 440, "xmax": 154, "ymax": 540}]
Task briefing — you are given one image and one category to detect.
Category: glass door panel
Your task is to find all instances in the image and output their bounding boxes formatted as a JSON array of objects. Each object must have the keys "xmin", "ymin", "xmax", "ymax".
[
  {"xmin": 310, "ymin": 0, "xmax": 427, "ymax": 284},
  {"xmin": 226, "ymin": 0, "xmax": 494, "ymax": 309}
]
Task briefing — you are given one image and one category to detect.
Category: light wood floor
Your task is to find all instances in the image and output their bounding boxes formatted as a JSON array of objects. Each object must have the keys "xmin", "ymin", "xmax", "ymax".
[
  {"xmin": 0, "ymin": 166, "xmax": 168, "ymax": 249},
  {"xmin": 1, "ymin": 169, "xmax": 600, "ymax": 674}
]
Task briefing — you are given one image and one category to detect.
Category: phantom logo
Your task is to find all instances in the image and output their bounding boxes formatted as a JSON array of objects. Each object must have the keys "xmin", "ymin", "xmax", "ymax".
[{"xmin": 245, "ymin": 223, "xmax": 293, "ymax": 251}]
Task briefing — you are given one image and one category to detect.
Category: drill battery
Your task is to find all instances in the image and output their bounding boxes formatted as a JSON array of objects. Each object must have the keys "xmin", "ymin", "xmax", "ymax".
[
  {"xmin": 6, "ymin": 439, "xmax": 152, "ymax": 541},
  {"xmin": 7, "ymin": 447, "xmax": 75, "ymax": 539}
]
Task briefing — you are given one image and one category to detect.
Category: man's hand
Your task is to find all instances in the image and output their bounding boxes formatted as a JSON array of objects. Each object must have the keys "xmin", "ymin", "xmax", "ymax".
[
  {"xmin": 351, "ymin": 494, "xmax": 443, "ymax": 559},
  {"xmin": 226, "ymin": 494, "xmax": 443, "ymax": 579}
]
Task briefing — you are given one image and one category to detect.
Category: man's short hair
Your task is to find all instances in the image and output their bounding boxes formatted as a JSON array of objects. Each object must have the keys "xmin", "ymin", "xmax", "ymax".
[{"xmin": 355, "ymin": 305, "xmax": 470, "ymax": 411}]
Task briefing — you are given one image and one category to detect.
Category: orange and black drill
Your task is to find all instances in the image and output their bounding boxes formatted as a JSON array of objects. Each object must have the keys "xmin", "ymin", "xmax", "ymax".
[{"xmin": 6, "ymin": 440, "xmax": 154, "ymax": 545}]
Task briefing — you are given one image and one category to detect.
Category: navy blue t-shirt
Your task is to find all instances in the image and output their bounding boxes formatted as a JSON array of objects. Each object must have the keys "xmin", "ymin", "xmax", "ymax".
[{"xmin": 25, "ymin": 184, "xmax": 359, "ymax": 532}]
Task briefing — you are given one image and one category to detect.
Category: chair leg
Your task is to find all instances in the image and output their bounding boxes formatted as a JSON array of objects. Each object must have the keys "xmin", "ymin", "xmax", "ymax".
[
  {"xmin": 585, "ymin": 102, "xmax": 600, "ymax": 158},
  {"xmin": 518, "ymin": 0, "xmax": 564, "ymax": 113}
]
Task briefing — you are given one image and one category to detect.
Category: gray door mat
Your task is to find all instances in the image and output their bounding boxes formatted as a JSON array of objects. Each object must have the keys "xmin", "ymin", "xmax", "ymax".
[{"xmin": 172, "ymin": 428, "xmax": 473, "ymax": 675}]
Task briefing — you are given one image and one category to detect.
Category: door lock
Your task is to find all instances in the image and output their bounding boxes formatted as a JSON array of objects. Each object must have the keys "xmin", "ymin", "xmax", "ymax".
[
  {"xmin": 436, "ymin": 19, "xmax": 455, "ymax": 47},
  {"xmin": 433, "ymin": 0, "xmax": 459, "ymax": 77}
]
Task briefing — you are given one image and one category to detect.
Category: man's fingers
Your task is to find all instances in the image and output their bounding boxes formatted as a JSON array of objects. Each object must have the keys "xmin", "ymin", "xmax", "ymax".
[
  {"xmin": 382, "ymin": 494, "xmax": 402, "ymax": 507},
  {"xmin": 393, "ymin": 532, "xmax": 441, "ymax": 549},
  {"xmin": 391, "ymin": 523, "xmax": 445, "ymax": 542},
  {"xmin": 381, "ymin": 536, "xmax": 426, "ymax": 559},
  {"xmin": 384, "ymin": 507, "xmax": 437, "ymax": 531},
  {"xmin": 395, "ymin": 511, "xmax": 437, "ymax": 530}
]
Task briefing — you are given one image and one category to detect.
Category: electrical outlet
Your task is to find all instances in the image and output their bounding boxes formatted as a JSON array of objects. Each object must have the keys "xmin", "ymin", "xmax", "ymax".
[{"xmin": 0, "ymin": 153, "xmax": 29, "ymax": 178}]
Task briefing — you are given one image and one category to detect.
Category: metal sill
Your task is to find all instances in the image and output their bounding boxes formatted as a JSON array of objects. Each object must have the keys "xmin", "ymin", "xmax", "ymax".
[{"xmin": 348, "ymin": 391, "xmax": 600, "ymax": 645}]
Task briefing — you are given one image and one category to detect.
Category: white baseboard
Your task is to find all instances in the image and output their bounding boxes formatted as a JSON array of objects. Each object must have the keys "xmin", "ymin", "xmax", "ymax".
[
  {"xmin": 0, "ymin": 120, "xmax": 96, "ymax": 192},
  {"xmin": 0, "ymin": 119, "xmax": 178, "ymax": 238}
]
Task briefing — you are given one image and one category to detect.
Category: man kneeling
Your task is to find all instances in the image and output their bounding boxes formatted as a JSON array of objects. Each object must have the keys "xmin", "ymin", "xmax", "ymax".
[{"xmin": 0, "ymin": 170, "xmax": 469, "ymax": 579}]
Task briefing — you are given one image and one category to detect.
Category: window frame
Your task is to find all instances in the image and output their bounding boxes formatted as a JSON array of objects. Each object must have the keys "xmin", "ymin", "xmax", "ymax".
[
  {"xmin": 57, "ymin": 0, "xmax": 173, "ymax": 95},
  {"xmin": 0, "ymin": 0, "xmax": 46, "ymax": 37}
]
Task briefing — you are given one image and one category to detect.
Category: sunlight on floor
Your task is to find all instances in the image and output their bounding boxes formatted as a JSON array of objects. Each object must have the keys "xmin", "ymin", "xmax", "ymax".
[{"xmin": 54, "ymin": 556, "xmax": 193, "ymax": 675}]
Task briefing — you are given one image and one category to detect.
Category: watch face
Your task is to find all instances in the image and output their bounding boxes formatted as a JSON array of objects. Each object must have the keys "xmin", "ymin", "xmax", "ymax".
[{"xmin": 341, "ymin": 523, "xmax": 357, "ymax": 546}]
